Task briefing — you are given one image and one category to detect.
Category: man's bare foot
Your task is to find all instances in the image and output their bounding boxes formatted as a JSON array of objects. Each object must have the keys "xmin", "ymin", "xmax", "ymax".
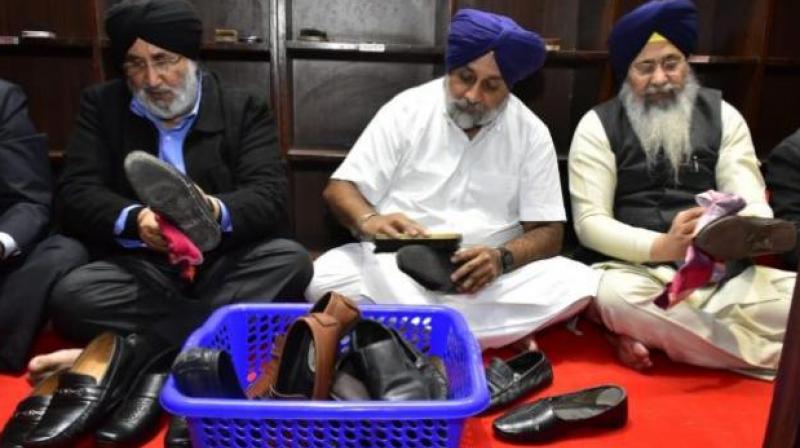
[
  {"xmin": 513, "ymin": 334, "xmax": 539, "ymax": 352},
  {"xmin": 605, "ymin": 333, "xmax": 653, "ymax": 371},
  {"xmin": 26, "ymin": 348, "xmax": 82, "ymax": 385}
]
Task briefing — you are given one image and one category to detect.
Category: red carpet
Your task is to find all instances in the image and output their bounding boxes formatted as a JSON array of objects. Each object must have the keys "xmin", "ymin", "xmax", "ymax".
[{"xmin": 1, "ymin": 321, "xmax": 773, "ymax": 447}]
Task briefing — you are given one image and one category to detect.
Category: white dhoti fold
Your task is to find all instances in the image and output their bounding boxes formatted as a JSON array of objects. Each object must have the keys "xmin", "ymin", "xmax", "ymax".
[{"xmin": 307, "ymin": 243, "xmax": 600, "ymax": 349}]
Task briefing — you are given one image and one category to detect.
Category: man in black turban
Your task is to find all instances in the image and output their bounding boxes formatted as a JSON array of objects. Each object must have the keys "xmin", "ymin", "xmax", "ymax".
[
  {"xmin": 26, "ymin": 2, "xmax": 313, "ymax": 443},
  {"xmin": 568, "ymin": 0, "xmax": 794, "ymax": 378}
]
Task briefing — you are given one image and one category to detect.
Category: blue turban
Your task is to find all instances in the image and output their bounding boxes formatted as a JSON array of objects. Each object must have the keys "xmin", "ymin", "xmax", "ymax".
[
  {"xmin": 446, "ymin": 9, "xmax": 546, "ymax": 88},
  {"xmin": 609, "ymin": 0, "xmax": 698, "ymax": 80}
]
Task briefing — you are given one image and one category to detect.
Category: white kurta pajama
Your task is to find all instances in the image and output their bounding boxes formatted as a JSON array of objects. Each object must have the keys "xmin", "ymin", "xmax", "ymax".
[{"xmin": 307, "ymin": 78, "xmax": 599, "ymax": 349}]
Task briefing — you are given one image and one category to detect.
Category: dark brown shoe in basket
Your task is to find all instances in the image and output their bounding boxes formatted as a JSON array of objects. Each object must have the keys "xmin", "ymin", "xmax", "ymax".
[{"xmin": 245, "ymin": 291, "xmax": 361, "ymax": 400}]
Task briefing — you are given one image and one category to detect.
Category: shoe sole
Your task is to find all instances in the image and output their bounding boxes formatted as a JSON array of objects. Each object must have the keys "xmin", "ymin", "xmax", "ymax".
[
  {"xmin": 694, "ymin": 216, "xmax": 796, "ymax": 261},
  {"xmin": 124, "ymin": 151, "xmax": 221, "ymax": 252}
]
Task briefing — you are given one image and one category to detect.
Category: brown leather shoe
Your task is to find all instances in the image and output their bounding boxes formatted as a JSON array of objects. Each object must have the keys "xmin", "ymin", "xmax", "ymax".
[
  {"xmin": 310, "ymin": 291, "xmax": 361, "ymax": 334},
  {"xmin": 694, "ymin": 216, "xmax": 797, "ymax": 261},
  {"xmin": 246, "ymin": 313, "xmax": 341, "ymax": 400}
]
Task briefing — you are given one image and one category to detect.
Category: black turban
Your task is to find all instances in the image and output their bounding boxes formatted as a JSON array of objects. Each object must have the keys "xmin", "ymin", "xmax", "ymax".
[
  {"xmin": 608, "ymin": 0, "xmax": 698, "ymax": 80},
  {"xmin": 105, "ymin": 0, "xmax": 203, "ymax": 67}
]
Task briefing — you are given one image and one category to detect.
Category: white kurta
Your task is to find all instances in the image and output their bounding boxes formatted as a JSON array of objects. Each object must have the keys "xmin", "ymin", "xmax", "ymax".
[{"xmin": 308, "ymin": 78, "xmax": 600, "ymax": 349}]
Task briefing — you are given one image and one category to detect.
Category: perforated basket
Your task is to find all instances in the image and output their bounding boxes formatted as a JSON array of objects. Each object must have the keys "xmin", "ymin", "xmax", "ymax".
[{"xmin": 160, "ymin": 303, "xmax": 489, "ymax": 448}]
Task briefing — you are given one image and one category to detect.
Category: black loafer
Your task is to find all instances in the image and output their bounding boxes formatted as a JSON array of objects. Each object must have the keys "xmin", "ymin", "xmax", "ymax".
[
  {"xmin": 24, "ymin": 332, "xmax": 135, "ymax": 448},
  {"xmin": 164, "ymin": 416, "xmax": 192, "ymax": 448},
  {"xmin": 171, "ymin": 348, "xmax": 244, "ymax": 399},
  {"xmin": 695, "ymin": 216, "xmax": 796, "ymax": 261},
  {"xmin": 0, "ymin": 372, "xmax": 60, "ymax": 448},
  {"xmin": 493, "ymin": 384, "xmax": 627, "ymax": 443},
  {"xmin": 485, "ymin": 351, "xmax": 553, "ymax": 413},
  {"xmin": 124, "ymin": 150, "xmax": 221, "ymax": 252}
]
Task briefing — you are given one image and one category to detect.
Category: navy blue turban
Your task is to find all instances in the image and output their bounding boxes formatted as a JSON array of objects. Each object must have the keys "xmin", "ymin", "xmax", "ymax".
[
  {"xmin": 106, "ymin": 0, "xmax": 203, "ymax": 68},
  {"xmin": 446, "ymin": 9, "xmax": 546, "ymax": 88},
  {"xmin": 609, "ymin": 0, "xmax": 698, "ymax": 80}
]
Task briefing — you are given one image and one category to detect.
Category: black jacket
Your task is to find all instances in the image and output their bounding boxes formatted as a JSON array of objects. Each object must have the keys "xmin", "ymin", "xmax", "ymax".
[
  {"xmin": 766, "ymin": 128, "xmax": 800, "ymax": 268},
  {"xmin": 58, "ymin": 71, "xmax": 289, "ymax": 256},
  {"xmin": 0, "ymin": 79, "xmax": 51, "ymax": 254}
]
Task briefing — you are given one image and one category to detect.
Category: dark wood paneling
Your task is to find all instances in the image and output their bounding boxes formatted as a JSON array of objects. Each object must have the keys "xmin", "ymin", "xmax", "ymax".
[
  {"xmin": 756, "ymin": 68, "xmax": 800, "ymax": 157},
  {"xmin": 0, "ymin": 0, "xmax": 94, "ymax": 38},
  {"xmin": 0, "ymin": 54, "xmax": 96, "ymax": 153},
  {"xmin": 692, "ymin": 63, "xmax": 755, "ymax": 114},
  {"xmin": 769, "ymin": 0, "xmax": 800, "ymax": 59},
  {"xmin": 291, "ymin": 60, "xmax": 439, "ymax": 149},
  {"xmin": 291, "ymin": 0, "xmax": 446, "ymax": 45},
  {"xmin": 290, "ymin": 163, "xmax": 351, "ymax": 252},
  {"xmin": 203, "ymin": 60, "xmax": 271, "ymax": 104}
]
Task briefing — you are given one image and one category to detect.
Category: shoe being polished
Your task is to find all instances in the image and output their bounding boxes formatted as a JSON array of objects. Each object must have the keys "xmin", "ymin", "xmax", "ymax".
[
  {"xmin": 493, "ymin": 384, "xmax": 627, "ymax": 443},
  {"xmin": 124, "ymin": 150, "xmax": 221, "ymax": 252},
  {"xmin": 694, "ymin": 216, "xmax": 796, "ymax": 261},
  {"xmin": 485, "ymin": 350, "xmax": 553, "ymax": 413},
  {"xmin": 24, "ymin": 332, "xmax": 134, "ymax": 448},
  {"xmin": 0, "ymin": 373, "xmax": 60, "ymax": 448}
]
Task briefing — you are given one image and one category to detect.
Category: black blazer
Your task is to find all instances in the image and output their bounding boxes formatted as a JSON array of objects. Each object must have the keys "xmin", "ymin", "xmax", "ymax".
[
  {"xmin": 58, "ymin": 71, "xmax": 289, "ymax": 256},
  {"xmin": 0, "ymin": 79, "xmax": 51, "ymax": 254},
  {"xmin": 766, "ymin": 128, "xmax": 800, "ymax": 268}
]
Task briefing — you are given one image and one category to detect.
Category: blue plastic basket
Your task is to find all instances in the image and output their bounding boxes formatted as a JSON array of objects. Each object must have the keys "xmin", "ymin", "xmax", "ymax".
[{"xmin": 161, "ymin": 303, "xmax": 489, "ymax": 448}]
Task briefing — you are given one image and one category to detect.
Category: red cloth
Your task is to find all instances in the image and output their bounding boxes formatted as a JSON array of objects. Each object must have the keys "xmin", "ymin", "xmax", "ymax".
[{"xmin": 156, "ymin": 214, "xmax": 203, "ymax": 281}]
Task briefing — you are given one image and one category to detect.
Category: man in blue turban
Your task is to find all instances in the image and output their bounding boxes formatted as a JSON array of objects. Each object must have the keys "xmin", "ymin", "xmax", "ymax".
[
  {"xmin": 568, "ymin": 0, "xmax": 793, "ymax": 378},
  {"xmin": 308, "ymin": 8, "xmax": 599, "ymax": 363}
]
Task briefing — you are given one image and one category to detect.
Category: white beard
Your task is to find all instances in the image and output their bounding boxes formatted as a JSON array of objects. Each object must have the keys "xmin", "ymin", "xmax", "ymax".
[
  {"xmin": 131, "ymin": 60, "xmax": 199, "ymax": 120},
  {"xmin": 620, "ymin": 71, "xmax": 700, "ymax": 176},
  {"xmin": 444, "ymin": 78, "xmax": 507, "ymax": 130}
]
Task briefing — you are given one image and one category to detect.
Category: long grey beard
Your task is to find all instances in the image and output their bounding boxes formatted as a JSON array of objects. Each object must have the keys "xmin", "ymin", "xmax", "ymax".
[
  {"xmin": 131, "ymin": 60, "xmax": 199, "ymax": 120},
  {"xmin": 444, "ymin": 77, "xmax": 507, "ymax": 130},
  {"xmin": 620, "ymin": 71, "xmax": 700, "ymax": 176}
]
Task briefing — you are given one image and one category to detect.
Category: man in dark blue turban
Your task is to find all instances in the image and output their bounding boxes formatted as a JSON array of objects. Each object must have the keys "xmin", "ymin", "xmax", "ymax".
[
  {"xmin": 568, "ymin": 0, "xmax": 793, "ymax": 378},
  {"xmin": 310, "ymin": 8, "xmax": 598, "ymax": 364}
]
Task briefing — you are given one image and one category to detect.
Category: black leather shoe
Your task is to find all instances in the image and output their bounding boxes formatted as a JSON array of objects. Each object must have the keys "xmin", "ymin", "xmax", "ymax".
[
  {"xmin": 485, "ymin": 351, "xmax": 553, "ymax": 413},
  {"xmin": 348, "ymin": 320, "xmax": 448, "ymax": 401},
  {"xmin": 24, "ymin": 332, "xmax": 135, "ymax": 448},
  {"xmin": 124, "ymin": 150, "xmax": 220, "ymax": 251},
  {"xmin": 95, "ymin": 333, "xmax": 176, "ymax": 446},
  {"xmin": 396, "ymin": 245, "xmax": 459, "ymax": 293},
  {"xmin": 493, "ymin": 384, "xmax": 627, "ymax": 443},
  {"xmin": 164, "ymin": 416, "xmax": 192, "ymax": 448},
  {"xmin": 171, "ymin": 348, "xmax": 244, "ymax": 399},
  {"xmin": 695, "ymin": 216, "xmax": 796, "ymax": 261},
  {"xmin": 0, "ymin": 373, "xmax": 59, "ymax": 448}
]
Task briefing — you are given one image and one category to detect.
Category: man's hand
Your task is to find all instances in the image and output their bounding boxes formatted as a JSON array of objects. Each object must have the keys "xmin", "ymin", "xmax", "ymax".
[
  {"xmin": 137, "ymin": 207, "xmax": 169, "ymax": 253},
  {"xmin": 650, "ymin": 206, "xmax": 705, "ymax": 262},
  {"xmin": 450, "ymin": 245, "xmax": 502, "ymax": 294},
  {"xmin": 360, "ymin": 212, "xmax": 428, "ymax": 238}
]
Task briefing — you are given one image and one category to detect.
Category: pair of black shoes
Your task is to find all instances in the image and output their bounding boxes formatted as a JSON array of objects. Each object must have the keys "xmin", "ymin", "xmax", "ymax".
[{"xmin": 1, "ymin": 332, "xmax": 173, "ymax": 448}]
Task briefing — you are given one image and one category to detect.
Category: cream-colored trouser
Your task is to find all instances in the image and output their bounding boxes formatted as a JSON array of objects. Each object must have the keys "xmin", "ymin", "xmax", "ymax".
[{"xmin": 594, "ymin": 261, "xmax": 795, "ymax": 378}]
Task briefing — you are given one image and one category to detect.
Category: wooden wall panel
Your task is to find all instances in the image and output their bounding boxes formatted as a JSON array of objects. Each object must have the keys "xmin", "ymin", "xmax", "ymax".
[
  {"xmin": 0, "ymin": 0, "xmax": 94, "ymax": 38},
  {"xmin": 756, "ymin": 69, "xmax": 800, "ymax": 156},
  {"xmin": 291, "ymin": 60, "xmax": 438, "ymax": 149},
  {"xmin": 291, "ymin": 0, "xmax": 445, "ymax": 45}
]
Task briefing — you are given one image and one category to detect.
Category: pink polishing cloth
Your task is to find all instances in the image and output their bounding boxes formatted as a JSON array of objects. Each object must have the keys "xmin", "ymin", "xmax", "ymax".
[
  {"xmin": 653, "ymin": 190, "xmax": 745, "ymax": 309},
  {"xmin": 156, "ymin": 214, "xmax": 203, "ymax": 282}
]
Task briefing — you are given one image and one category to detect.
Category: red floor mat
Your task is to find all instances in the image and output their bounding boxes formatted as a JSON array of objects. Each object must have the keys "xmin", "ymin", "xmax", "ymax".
[{"xmin": 0, "ymin": 322, "xmax": 773, "ymax": 447}]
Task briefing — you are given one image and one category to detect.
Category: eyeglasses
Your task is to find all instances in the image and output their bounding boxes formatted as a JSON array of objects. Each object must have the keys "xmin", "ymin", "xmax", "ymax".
[
  {"xmin": 122, "ymin": 54, "xmax": 183, "ymax": 76},
  {"xmin": 631, "ymin": 54, "xmax": 686, "ymax": 77}
]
